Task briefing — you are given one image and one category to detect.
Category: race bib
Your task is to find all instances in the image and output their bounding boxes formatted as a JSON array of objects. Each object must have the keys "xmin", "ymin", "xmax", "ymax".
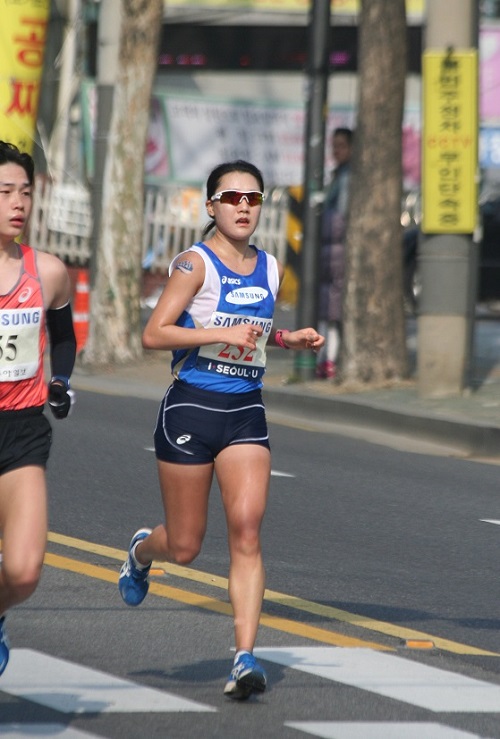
[
  {"xmin": 197, "ymin": 311, "xmax": 273, "ymax": 379},
  {"xmin": 0, "ymin": 308, "xmax": 42, "ymax": 382}
]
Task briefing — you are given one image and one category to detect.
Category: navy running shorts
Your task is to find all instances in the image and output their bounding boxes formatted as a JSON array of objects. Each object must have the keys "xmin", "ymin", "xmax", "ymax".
[
  {"xmin": 154, "ymin": 380, "xmax": 270, "ymax": 464},
  {"xmin": 0, "ymin": 406, "xmax": 52, "ymax": 475}
]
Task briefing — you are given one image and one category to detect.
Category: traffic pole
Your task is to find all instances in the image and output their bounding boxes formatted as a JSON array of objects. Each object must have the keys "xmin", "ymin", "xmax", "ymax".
[
  {"xmin": 294, "ymin": 0, "xmax": 331, "ymax": 381},
  {"xmin": 418, "ymin": 0, "xmax": 479, "ymax": 398}
]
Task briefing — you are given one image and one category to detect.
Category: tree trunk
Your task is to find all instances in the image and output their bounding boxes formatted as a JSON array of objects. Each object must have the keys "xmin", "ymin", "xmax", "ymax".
[
  {"xmin": 83, "ymin": 0, "xmax": 163, "ymax": 365},
  {"xmin": 341, "ymin": 0, "xmax": 408, "ymax": 386}
]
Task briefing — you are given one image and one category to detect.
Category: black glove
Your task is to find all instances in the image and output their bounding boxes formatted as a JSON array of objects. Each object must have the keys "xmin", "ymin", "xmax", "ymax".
[{"xmin": 48, "ymin": 377, "xmax": 75, "ymax": 420}]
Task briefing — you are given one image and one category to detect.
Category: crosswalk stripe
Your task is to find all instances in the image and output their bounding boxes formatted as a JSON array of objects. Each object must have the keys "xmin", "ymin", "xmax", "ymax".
[
  {"xmin": 0, "ymin": 724, "xmax": 99, "ymax": 738},
  {"xmin": 285, "ymin": 722, "xmax": 483, "ymax": 738},
  {"xmin": 255, "ymin": 647, "xmax": 500, "ymax": 713},
  {"xmin": 2, "ymin": 649, "xmax": 216, "ymax": 714}
]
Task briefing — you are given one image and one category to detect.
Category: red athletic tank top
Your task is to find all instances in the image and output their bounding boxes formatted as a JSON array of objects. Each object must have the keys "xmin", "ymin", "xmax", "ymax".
[{"xmin": 0, "ymin": 244, "xmax": 47, "ymax": 410}]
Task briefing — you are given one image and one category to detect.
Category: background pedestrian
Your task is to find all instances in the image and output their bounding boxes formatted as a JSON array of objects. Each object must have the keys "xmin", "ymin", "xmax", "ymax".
[{"xmin": 316, "ymin": 127, "xmax": 354, "ymax": 379}]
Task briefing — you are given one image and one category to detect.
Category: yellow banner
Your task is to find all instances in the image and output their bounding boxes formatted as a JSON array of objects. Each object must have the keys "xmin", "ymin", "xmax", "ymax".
[
  {"xmin": 422, "ymin": 50, "xmax": 478, "ymax": 234},
  {"xmin": 164, "ymin": 0, "xmax": 425, "ymax": 17},
  {"xmin": 0, "ymin": 0, "xmax": 50, "ymax": 154}
]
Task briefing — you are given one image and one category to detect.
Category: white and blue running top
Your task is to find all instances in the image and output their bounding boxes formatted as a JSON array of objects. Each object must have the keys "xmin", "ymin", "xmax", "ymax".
[{"xmin": 169, "ymin": 242, "xmax": 280, "ymax": 394}]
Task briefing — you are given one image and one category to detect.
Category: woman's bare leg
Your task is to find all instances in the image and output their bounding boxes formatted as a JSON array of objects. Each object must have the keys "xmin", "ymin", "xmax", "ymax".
[
  {"xmin": 215, "ymin": 444, "xmax": 270, "ymax": 652},
  {"xmin": 135, "ymin": 461, "xmax": 214, "ymax": 566}
]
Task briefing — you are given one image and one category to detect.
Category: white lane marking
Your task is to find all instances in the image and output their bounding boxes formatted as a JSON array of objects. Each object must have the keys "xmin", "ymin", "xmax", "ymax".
[
  {"xmin": 285, "ymin": 722, "xmax": 483, "ymax": 738},
  {"xmin": 0, "ymin": 725, "xmax": 99, "ymax": 738},
  {"xmin": 2, "ymin": 649, "xmax": 216, "ymax": 714},
  {"xmin": 480, "ymin": 519, "xmax": 500, "ymax": 525},
  {"xmin": 255, "ymin": 647, "xmax": 500, "ymax": 713}
]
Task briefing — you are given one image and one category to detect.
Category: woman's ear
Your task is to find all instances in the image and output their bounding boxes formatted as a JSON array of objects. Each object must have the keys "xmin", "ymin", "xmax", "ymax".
[{"xmin": 206, "ymin": 199, "xmax": 215, "ymax": 217}]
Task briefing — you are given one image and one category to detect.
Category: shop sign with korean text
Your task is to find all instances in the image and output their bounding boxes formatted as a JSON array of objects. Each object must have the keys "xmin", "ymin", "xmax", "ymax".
[
  {"xmin": 422, "ymin": 49, "xmax": 478, "ymax": 234},
  {"xmin": 0, "ymin": 0, "xmax": 50, "ymax": 154}
]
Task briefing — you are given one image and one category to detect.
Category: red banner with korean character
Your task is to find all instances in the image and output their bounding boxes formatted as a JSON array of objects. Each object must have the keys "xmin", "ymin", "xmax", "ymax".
[{"xmin": 0, "ymin": 0, "xmax": 50, "ymax": 154}]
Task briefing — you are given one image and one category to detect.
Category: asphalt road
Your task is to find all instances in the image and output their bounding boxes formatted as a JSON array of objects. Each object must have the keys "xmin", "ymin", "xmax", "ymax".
[{"xmin": 2, "ymin": 388, "xmax": 500, "ymax": 738}]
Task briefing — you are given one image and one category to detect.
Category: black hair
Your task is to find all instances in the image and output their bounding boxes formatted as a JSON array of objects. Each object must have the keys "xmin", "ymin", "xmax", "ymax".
[
  {"xmin": 0, "ymin": 141, "xmax": 34, "ymax": 185},
  {"xmin": 202, "ymin": 160, "xmax": 265, "ymax": 239},
  {"xmin": 333, "ymin": 127, "xmax": 354, "ymax": 144}
]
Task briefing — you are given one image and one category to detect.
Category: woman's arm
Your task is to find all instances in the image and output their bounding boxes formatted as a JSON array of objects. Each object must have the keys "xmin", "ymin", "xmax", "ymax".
[{"xmin": 142, "ymin": 252, "xmax": 265, "ymax": 352}]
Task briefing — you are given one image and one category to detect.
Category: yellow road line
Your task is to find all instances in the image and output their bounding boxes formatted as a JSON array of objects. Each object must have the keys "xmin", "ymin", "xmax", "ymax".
[
  {"xmin": 43, "ymin": 552, "xmax": 390, "ymax": 650},
  {"xmin": 47, "ymin": 532, "xmax": 499, "ymax": 657}
]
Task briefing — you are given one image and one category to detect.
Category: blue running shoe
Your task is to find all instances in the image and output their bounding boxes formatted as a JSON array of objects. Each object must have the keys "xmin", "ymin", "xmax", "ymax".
[
  {"xmin": 224, "ymin": 651, "xmax": 267, "ymax": 699},
  {"xmin": 118, "ymin": 528, "xmax": 152, "ymax": 606},
  {"xmin": 0, "ymin": 616, "xmax": 9, "ymax": 677}
]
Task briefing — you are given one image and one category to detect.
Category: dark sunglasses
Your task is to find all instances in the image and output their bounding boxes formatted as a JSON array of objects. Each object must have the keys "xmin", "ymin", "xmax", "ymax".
[{"xmin": 211, "ymin": 190, "xmax": 265, "ymax": 206}]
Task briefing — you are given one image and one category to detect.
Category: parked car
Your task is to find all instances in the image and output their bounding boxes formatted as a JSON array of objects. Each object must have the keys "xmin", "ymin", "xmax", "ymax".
[
  {"xmin": 401, "ymin": 188, "xmax": 500, "ymax": 313},
  {"xmin": 477, "ymin": 190, "xmax": 500, "ymax": 303}
]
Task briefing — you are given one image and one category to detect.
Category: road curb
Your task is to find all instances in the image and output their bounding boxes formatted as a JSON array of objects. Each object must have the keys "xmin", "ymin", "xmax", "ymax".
[{"xmin": 263, "ymin": 385, "xmax": 500, "ymax": 457}]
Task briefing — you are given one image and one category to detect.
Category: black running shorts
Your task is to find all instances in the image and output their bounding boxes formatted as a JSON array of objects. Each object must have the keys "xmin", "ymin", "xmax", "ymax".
[
  {"xmin": 154, "ymin": 380, "xmax": 270, "ymax": 464},
  {"xmin": 0, "ymin": 406, "xmax": 52, "ymax": 475}
]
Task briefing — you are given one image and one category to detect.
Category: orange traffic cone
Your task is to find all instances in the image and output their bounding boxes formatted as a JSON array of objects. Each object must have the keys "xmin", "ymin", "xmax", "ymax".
[{"xmin": 73, "ymin": 269, "xmax": 90, "ymax": 353}]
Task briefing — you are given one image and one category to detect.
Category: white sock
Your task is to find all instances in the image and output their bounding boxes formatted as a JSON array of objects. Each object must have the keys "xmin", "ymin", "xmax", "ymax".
[
  {"xmin": 131, "ymin": 542, "xmax": 150, "ymax": 570},
  {"xmin": 327, "ymin": 325, "xmax": 340, "ymax": 363},
  {"xmin": 317, "ymin": 321, "xmax": 328, "ymax": 364}
]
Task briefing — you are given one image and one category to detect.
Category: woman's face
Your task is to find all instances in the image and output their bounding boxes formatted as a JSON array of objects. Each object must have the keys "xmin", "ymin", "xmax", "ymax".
[{"xmin": 206, "ymin": 171, "xmax": 263, "ymax": 242}]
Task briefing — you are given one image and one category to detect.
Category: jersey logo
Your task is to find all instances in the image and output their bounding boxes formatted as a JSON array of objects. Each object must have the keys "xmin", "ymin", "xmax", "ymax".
[
  {"xmin": 176, "ymin": 434, "xmax": 192, "ymax": 445},
  {"xmin": 226, "ymin": 287, "xmax": 268, "ymax": 305},
  {"xmin": 18, "ymin": 287, "xmax": 32, "ymax": 303}
]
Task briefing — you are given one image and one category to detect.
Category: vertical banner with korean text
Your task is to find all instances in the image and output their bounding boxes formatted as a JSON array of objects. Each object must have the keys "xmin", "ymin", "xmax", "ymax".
[
  {"xmin": 0, "ymin": 0, "xmax": 50, "ymax": 154},
  {"xmin": 422, "ymin": 49, "xmax": 478, "ymax": 234}
]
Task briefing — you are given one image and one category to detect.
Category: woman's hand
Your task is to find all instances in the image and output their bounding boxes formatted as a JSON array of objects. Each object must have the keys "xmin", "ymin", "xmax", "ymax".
[
  {"xmin": 281, "ymin": 328, "xmax": 325, "ymax": 352},
  {"xmin": 222, "ymin": 324, "xmax": 264, "ymax": 350}
]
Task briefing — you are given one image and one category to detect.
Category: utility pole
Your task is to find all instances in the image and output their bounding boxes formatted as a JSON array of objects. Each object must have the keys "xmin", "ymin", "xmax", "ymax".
[
  {"xmin": 89, "ymin": 0, "xmax": 120, "ymax": 290},
  {"xmin": 294, "ymin": 0, "xmax": 331, "ymax": 381},
  {"xmin": 46, "ymin": 0, "xmax": 80, "ymax": 182},
  {"xmin": 418, "ymin": 0, "xmax": 479, "ymax": 397}
]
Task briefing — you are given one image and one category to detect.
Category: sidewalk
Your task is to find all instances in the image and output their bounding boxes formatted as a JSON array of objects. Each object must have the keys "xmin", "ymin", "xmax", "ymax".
[{"xmin": 70, "ymin": 310, "xmax": 500, "ymax": 459}]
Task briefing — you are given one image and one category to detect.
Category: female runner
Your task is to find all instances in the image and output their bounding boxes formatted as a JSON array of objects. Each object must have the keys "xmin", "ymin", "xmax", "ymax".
[{"xmin": 119, "ymin": 160, "xmax": 324, "ymax": 699}]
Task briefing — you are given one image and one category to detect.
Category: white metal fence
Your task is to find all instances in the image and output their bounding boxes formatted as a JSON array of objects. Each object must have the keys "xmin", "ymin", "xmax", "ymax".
[
  {"xmin": 29, "ymin": 178, "xmax": 290, "ymax": 271},
  {"xmin": 29, "ymin": 179, "xmax": 93, "ymax": 266}
]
